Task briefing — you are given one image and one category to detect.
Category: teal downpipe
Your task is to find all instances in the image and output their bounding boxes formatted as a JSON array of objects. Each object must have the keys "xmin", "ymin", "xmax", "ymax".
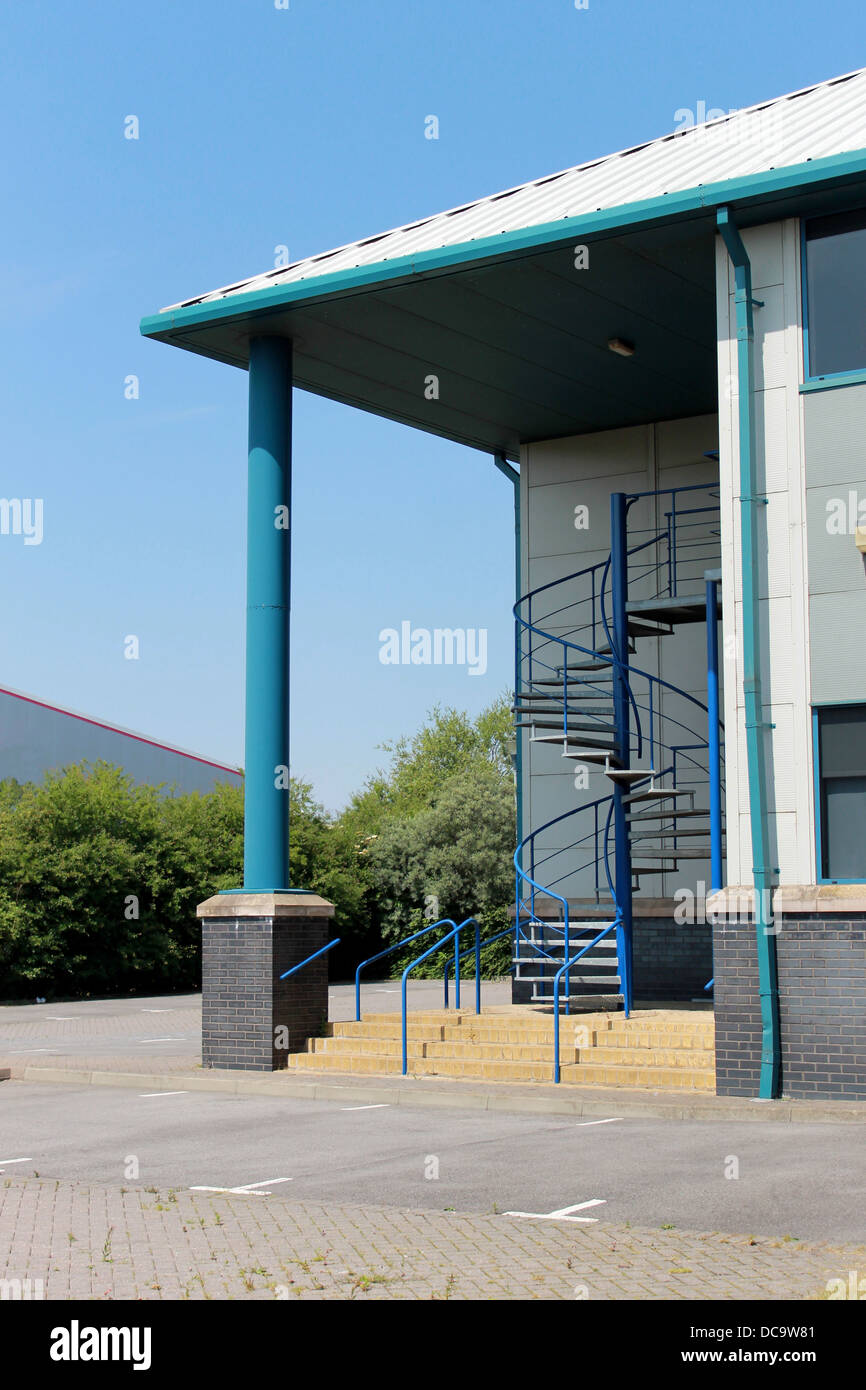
[
  {"xmin": 717, "ymin": 208, "xmax": 780, "ymax": 1099},
  {"xmin": 494, "ymin": 453, "xmax": 523, "ymax": 852},
  {"xmin": 243, "ymin": 337, "xmax": 293, "ymax": 891}
]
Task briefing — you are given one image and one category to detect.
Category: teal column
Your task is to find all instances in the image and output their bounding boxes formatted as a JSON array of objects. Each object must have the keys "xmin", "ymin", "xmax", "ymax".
[{"xmin": 243, "ymin": 337, "xmax": 292, "ymax": 891}]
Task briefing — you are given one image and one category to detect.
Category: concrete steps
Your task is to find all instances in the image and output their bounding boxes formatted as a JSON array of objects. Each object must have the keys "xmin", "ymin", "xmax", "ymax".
[
  {"xmin": 560, "ymin": 1062, "xmax": 716, "ymax": 1090},
  {"xmin": 595, "ymin": 1029, "xmax": 714, "ymax": 1052},
  {"xmin": 285, "ymin": 1008, "xmax": 716, "ymax": 1091}
]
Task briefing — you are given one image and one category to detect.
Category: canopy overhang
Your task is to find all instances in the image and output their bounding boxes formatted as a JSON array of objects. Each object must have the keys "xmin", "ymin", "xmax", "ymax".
[{"xmin": 140, "ymin": 150, "xmax": 866, "ymax": 460}]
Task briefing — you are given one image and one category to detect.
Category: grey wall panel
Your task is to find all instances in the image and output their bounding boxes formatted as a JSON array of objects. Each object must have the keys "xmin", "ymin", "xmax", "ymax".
[
  {"xmin": 808, "ymin": 592, "xmax": 866, "ymax": 704},
  {"xmin": 0, "ymin": 691, "xmax": 242, "ymax": 795},
  {"xmin": 805, "ymin": 384, "xmax": 866, "ymax": 700},
  {"xmin": 805, "ymin": 484, "xmax": 866, "ymax": 596},
  {"xmin": 524, "ymin": 425, "xmax": 650, "ymax": 490},
  {"xmin": 529, "ymin": 766, "xmax": 610, "ymax": 830},
  {"xmin": 804, "ymin": 383, "xmax": 866, "ymax": 489},
  {"xmin": 526, "ymin": 472, "xmax": 648, "ymax": 560}
]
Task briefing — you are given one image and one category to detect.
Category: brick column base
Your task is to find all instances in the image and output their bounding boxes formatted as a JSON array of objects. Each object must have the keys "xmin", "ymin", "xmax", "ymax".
[{"xmin": 197, "ymin": 892, "xmax": 335, "ymax": 1071}]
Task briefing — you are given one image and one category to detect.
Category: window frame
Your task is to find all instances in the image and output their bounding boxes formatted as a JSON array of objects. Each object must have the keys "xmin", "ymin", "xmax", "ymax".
[
  {"xmin": 801, "ymin": 211, "xmax": 866, "ymax": 389},
  {"xmin": 812, "ymin": 704, "xmax": 866, "ymax": 885}
]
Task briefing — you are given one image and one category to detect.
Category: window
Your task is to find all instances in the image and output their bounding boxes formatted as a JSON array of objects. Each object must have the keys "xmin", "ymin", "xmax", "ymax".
[
  {"xmin": 803, "ymin": 208, "xmax": 866, "ymax": 379},
  {"xmin": 814, "ymin": 706, "xmax": 866, "ymax": 881}
]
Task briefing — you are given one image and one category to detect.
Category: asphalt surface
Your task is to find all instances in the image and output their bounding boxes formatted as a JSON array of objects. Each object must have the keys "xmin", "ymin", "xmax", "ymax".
[
  {"xmin": 2, "ymin": 1079, "xmax": 864, "ymax": 1242},
  {"xmin": 0, "ymin": 984, "xmax": 511, "ymax": 1062}
]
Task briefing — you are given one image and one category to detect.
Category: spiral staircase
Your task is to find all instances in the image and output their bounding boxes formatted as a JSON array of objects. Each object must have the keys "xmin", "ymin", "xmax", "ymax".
[{"xmin": 513, "ymin": 482, "xmax": 724, "ymax": 1017}]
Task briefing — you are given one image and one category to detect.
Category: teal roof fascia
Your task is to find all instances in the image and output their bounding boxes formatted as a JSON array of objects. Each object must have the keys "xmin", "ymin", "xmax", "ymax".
[{"xmin": 140, "ymin": 146, "xmax": 866, "ymax": 346}]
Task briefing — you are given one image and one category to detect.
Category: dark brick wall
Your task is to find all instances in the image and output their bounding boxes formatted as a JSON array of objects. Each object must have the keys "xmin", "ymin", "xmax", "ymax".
[
  {"xmin": 713, "ymin": 914, "xmax": 866, "ymax": 1100},
  {"xmin": 202, "ymin": 912, "xmax": 329, "ymax": 1071},
  {"xmin": 633, "ymin": 916, "xmax": 713, "ymax": 1001}
]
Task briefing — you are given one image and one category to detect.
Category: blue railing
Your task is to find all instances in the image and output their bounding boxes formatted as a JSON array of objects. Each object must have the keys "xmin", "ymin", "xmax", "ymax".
[
  {"xmin": 552, "ymin": 920, "xmax": 617, "ymax": 1082},
  {"xmin": 396, "ymin": 915, "xmax": 521, "ymax": 1074},
  {"xmin": 443, "ymin": 923, "xmax": 515, "ymax": 1012},
  {"xmin": 354, "ymin": 917, "xmax": 458, "ymax": 1021},
  {"xmin": 400, "ymin": 917, "xmax": 478, "ymax": 1074},
  {"xmin": 279, "ymin": 937, "xmax": 340, "ymax": 980}
]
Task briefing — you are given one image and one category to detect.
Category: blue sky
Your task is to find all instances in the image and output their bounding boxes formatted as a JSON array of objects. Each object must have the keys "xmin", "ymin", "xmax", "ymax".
[{"xmin": 1, "ymin": 0, "xmax": 863, "ymax": 810}]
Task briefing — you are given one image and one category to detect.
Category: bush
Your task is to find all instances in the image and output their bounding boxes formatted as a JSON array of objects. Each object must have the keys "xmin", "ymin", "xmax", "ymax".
[{"xmin": 0, "ymin": 763, "xmax": 371, "ymax": 1000}]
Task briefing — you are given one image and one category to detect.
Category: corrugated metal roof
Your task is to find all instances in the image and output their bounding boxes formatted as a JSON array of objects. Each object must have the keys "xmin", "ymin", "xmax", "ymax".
[
  {"xmin": 0, "ymin": 685, "xmax": 242, "ymax": 776},
  {"xmin": 165, "ymin": 67, "xmax": 866, "ymax": 313}
]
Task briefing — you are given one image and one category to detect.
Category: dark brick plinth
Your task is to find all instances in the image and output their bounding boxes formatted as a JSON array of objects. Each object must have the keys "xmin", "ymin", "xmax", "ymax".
[
  {"xmin": 198, "ymin": 892, "xmax": 335, "ymax": 1071},
  {"xmin": 713, "ymin": 911, "xmax": 866, "ymax": 1101},
  {"xmin": 633, "ymin": 916, "xmax": 713, "ymax": 1001}
]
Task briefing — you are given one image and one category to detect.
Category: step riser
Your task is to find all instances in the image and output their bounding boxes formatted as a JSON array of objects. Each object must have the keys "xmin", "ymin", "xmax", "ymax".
[
  {"xmin": 311, "ymin": 1039, "xmax": 712, "ymax": 1068},
  {"xmin": 560, "ymin": 1064, "xmax": 715, "ymax": 1090},
  {"xmin": 288, "ymin": 1054, "xmax": 715, "ymax": 1088},
  {"xmin": 596, "ymin": 1033, "xmax": 713, "ymax": 1050}
]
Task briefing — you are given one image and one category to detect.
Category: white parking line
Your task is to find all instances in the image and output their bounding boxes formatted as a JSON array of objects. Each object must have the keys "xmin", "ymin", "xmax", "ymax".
[
  {"xmin": 575, "ymin": 1118, "xmax": 623, "ymax": 1127},
  {"xmin": 190, "ymin": 1186, "xmax": 271, "ymax": 1197},
  {"xmin": 505, "ymin": 1199, "xmax": 607, "ymax": 1224},
  {"xmin": 137, "ymin": 1037, "xmax": 186, "ymax": 1043},
  {"xmin": 190, "ymin": 1177, "xmax": 292, "ymax": 1196},
  {"xmin": 8, "ymin": 1048, "xmax": 58, "ymax": 1054},
  {"xmin": 234, "ymin": 1178, "xmax": 293, "ymax": 1192},
  {"xmin": 46, "ymin": 1016, "xmax": 76, "ymax": 1021},
  {"xmin": 340, "ymin": 1104, "xmax": 391, "ymax": 1111},
  {"xmin": 139, "ymin": 1091, "xmax": 188, "ymax": 1098},
  {"xmin": 0, "ymin": 1158, "xmax": 34, "ymax": 1165},
  {"xmin": 140, "ymin": 1009, "xmax": 172, "ymax": 1013}
]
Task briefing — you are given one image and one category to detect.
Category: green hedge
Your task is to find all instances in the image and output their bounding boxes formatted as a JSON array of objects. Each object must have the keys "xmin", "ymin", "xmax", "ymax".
[{"xmin": 0, "ymin": 763, "xmax": 376, "ymax": 1001}]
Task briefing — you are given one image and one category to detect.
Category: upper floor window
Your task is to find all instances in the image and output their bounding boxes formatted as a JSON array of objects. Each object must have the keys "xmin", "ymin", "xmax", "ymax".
[
  {"xmin": 804, "ymin": 208, "xmax": 866, "ymax": 379},
  {"xmin": 815, "ymin": 705, "xmax": 866, "ymax": 882}
]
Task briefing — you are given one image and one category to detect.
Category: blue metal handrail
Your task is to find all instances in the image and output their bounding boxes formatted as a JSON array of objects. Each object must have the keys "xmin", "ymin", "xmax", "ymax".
[
  {"xmin": 279, "ymin": 937, "xmax": 340, "ymax": 981},
  {"xmin": 400, "ymin": 917, "xmax": 477, "ymax": 1074},
  {"xmin": 443, "ymin": 922, "xmax": 515, "ymax": 1012},
  {"xmin": 552, "ymin": 920, "xmax": 618, "ymax": 1082},
  {"xmin": 354, "ymin": 917, "xmax": 457, "ymax": 1021}
]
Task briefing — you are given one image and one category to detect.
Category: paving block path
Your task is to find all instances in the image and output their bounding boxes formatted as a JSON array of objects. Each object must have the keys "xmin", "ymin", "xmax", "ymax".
[{"xmin": 0, "ymin": 1179, "xmax": 861, "ymax": 1301}]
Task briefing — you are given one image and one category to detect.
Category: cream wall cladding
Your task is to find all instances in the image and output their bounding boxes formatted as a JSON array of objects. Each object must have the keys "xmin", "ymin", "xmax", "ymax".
[
  {"xmin": 520, "ymin": 413, "xmax": 719, "ymax": 906},
  {"xmin": 715, "ymin": 218, "xmax": 813, "ymax": 888}
]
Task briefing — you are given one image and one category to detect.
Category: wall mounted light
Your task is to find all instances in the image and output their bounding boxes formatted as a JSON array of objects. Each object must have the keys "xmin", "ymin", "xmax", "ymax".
[{"xmin": 607, "ymin": 337, "xmax": 635, "ymax": 357}]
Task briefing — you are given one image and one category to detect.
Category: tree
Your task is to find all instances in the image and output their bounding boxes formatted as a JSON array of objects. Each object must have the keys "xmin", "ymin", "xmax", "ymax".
[
  {"xmin": 355, "ymin": 698, "xmax": 517, "ymax": 978},
  {"xmin": 341, "ymin": 694, "xmax": 512, "ymax": 833}
]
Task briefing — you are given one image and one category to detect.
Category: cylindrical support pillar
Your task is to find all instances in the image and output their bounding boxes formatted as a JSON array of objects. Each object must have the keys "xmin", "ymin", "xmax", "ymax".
[
  {"xmin": 706, "ymin": 578, "xmax": 723, "ymax": 894},
  {"xmin": 244, "ymin": 337, "xmax": 292, "ymax": 891},
  {"xmin": 610, "ymin": 492, "xmax": 633, "ymax": 1014}
]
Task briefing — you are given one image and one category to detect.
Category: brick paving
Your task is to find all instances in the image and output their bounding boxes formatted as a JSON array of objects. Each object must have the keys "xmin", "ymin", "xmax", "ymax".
[{"xmin": 1, "ymin": 1179, "xmax": 861, "ymax": 1300}]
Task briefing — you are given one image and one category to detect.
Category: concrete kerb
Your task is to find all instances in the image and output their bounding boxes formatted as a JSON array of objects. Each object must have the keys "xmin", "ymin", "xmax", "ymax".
[{"xmin": 6, "ymin": 1061, "xmax": 866, "ymax": 1123}]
